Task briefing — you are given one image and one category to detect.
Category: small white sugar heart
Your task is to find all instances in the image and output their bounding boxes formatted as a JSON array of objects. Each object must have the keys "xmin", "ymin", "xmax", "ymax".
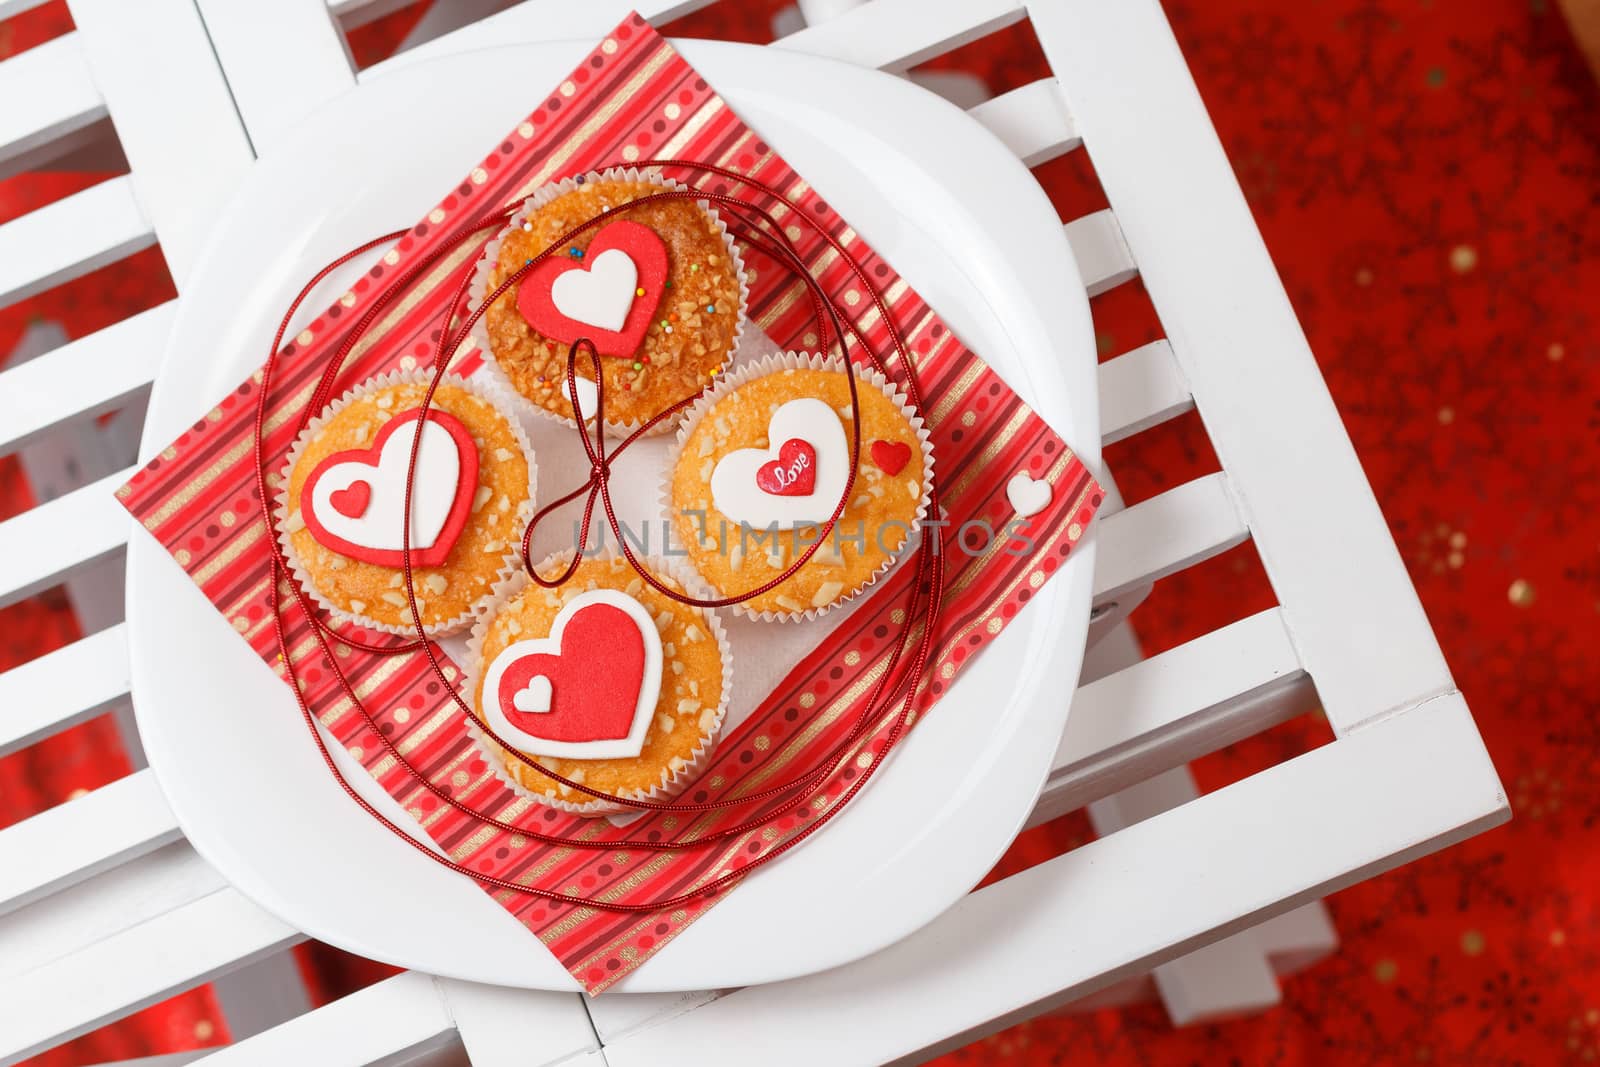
[
  {"xmin": 1007, "ymin": 472, "xmax": 1051, "ymax": 518},
  {"xmin": 550, "ymin": 248, "xmax": 637, "ymax": 332},
  {"xmin": 569, "ymin": 375, "xmax": 598, "ymax": 422},
  {"xmin": 512, "ymin": 675, "xmax": 553, "ymax": 714}
]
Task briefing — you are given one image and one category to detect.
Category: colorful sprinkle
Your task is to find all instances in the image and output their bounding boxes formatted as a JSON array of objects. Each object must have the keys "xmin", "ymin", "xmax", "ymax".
[
  {"xmin": 665, "ymin": 280, "xmax": 673, "ymax": 289},
  {"xmin": 575, "ymin": 175, "xmax": 586, "ymax": 184},
  {"xmin": 524, "ymin": 258, "xmax": 532, "ymax": 265},
  {"xmin": 664, "ymin": 326, "xmax": 673, "ymax": 334},
  {"xmin": 632, "ymin": 361, "xmax": 643, "ymax": 370},
  {"xmin": 521, "ymin": 222, "xmax": 533, "ymax": 232},
  {"xmin": 635, "ymin": 286, "xmax": 645, "ymax": 296},
  {"xmin": 705, "ymin": 304, "xmax": 715, "ymax": 313},
  {"xmin": 568, "ymin": 247, "xmax": 584, "ymax": 259},
  {"xmin": 689, "ymin": 263, "xmax": 700, "ymax": 272},
  {"xmin": 642, "ymin": 355, "xmax": 651, "ymax": 364}
]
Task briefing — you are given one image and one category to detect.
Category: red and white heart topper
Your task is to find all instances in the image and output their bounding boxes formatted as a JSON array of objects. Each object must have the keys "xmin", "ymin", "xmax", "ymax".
[
  {"xmin": 710, "ymin": 398, "xmax": 849, "ymax": 527},
  {"xmin": 480, "ymin": 589, "xmax": 664, "ymax": 760},
  {"xmin": 515, "ymin": 219, "xmax": 668, "ymax": 358},
  {"xmin": 300, "ymin": 408, "xmax": 479, "ymax": 568}
]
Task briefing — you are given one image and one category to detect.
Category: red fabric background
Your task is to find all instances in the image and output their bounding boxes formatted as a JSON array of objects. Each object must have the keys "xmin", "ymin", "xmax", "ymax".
[{"xmin": 2, "ymin": 0, "xmax": 1594, "ymax": 1062}]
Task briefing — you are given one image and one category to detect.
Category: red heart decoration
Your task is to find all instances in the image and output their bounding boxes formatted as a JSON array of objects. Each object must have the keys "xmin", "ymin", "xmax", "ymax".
[
  {"xmin": 756, "ymin": 438, "xmax": 817, "ymax": 497},
  {"xmin": 329, "ymin": 480, "xmax": 371, "ymax": 519},
  {"xmin": 300, "ymin": 409, "xmax": 479, "ymax": 568},
  {"xmin": 496, "ymin": 602, "xmax": 647, "ymax": 744},
  {"xmin": 870, "ymin": 439, "xmax": 912, "ymax": 476},
  {"xmin": 515, "ymin": 219, "xmax": 668, "ymax": 358}
]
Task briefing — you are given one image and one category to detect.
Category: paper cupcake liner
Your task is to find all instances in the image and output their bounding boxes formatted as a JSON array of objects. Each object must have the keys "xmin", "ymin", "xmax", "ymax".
[
  {"xmin": 463, "ymin": 549, "xmax": 734, "ymax": 817},
  {"xmin": 274, "ymin": 367, "xmax": 539, "ymax": 638},
  {"xmin": 661, "ymin": 351, "xmax": 936, "ymax": 623},
  {"xmin": 466, "ymin": 166, "xmax": 749, "ymax": 439}
]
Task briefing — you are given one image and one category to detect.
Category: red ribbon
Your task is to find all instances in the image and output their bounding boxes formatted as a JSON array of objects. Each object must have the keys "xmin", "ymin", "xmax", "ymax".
[{"xmin": 250, "ymin": 161, "xmax": 946, "ymax": 911}]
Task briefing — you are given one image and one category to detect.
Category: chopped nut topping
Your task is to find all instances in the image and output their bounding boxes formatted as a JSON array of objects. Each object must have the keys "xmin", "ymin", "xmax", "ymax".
[{"xmin": 812, "ymin": 581, "xmax": 845, "ymax": 607}]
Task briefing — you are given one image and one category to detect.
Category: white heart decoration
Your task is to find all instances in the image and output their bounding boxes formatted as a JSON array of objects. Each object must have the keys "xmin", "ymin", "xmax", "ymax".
[
  {"xmin": 308, "ymin": 416, "xmax": 463, "ymax": 552},
  {"xmin": 549, "ymin": 247, "xmax": 637, "ymax": 332},
  {"xmin": 480, "ymin": 589, "xmax": 663, "ymax": 760},
  {"xmin": 1006, "ymin": 472, "xmax": 1052, "ymax": 518},
  {"xmin": 566, "ymin": 374, "xmax": 599, "ymax": 423},
  {"xmin": 709, "ymin": 398, "xmax": 849, "ymax": 527},
  {"xmin": 512, "ymin": 675, "xmax": 553, "ymax": 714}
]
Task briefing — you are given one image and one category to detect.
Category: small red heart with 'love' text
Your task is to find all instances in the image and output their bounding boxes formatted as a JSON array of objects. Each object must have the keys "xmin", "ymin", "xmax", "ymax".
[{"xmin": 756, "ymin": 438, "xmax": 817, "ymax": 496}]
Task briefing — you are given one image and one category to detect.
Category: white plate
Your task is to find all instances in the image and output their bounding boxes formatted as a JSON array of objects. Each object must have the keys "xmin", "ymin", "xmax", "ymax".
[{"xmin": 126, "ymin": 39, "xmax": 1100, "ymax": 992}]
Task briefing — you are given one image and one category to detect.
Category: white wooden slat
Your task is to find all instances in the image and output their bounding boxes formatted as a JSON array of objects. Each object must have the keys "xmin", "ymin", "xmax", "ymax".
[
  {"xmin": 1097, "ymin": 340, "xmax": 1193, "ymax": 445},
  {"xmin": 1153, "ymin": 920, "xmax": 1280, "ymax": 1023},
  {"xmin": 0, "ymin": 33, "xmax": 107, "ymax": 176},
  {"xmin": 1038, "ymin": 904, "xmax": 1335, "ymax": 1017},
  {"xmin": 585, "ymin": 990, "xmax": 722, "ymax": 1045},
  {"xmin": 0, "ymin": 887, "xmax": 300, "ymax": 1065},
  {"xmin": 435, "ymin": 979, "xmax": 599, "ymax": 1067},
  {"xmin": 0, "ymin": 177, "xmax": 154, "ymax": 308},
  {"xmin": 0, "ymin": 769, "xmax": 179, "ymax": 916},
  {"xmin": 553, "ymin": 1053, "xmax": 610, "ymax": 1067},
  {"xmin": 0, "ymin": 303, "xmax": 173, "ymax": 457},
  {"xmin": 362, "ymin": 0, "xmax": 719, "ymax": 78},
  {"xmin": 0, "ymin": 844, "xmax": 226, "ymax": 1003},
  {"xmin": 0, "ymin": 623, "xmax": 131, "ymax": 758},
  {"xmin": 194, "ymin": 0, "xmax": 355, "ymax": 158},
  {"xmin": 1090, "ymin": 471, "xmax": 1248, "ymax": 608},
  {"xmin": 1031, "ymin": 0, "xmax": 1454, "ymax": 733},
  {"xmin": 777, "ymin": 0, "xmax": 1026, "ymax": 72},
  {"xmin": 1051, "ymin": 900, "xmax": 1337, "ymax": 1020},
  {"xmin": 0, "ymin": 464, "xmax": 135, "ymax": 609},
  {"xmin": 194, "ymin": 973, "xmax": 454, "ymax": 1067},
  {"xmin": 1071, "ymin": 624, "xmax": 1289, "ymax": 1025},
  {"xmin": 602, "ymin": 694, "xmax": 1506, "ymax": 1066},
  {"xmin": 66, "ymin": 0, "xmax": 257, "ymax": 287},
  {"xmin": 1088, "ymin": 766, "xmax": 1281, "ymax": 1024},
  {"xmin": 208, "ymin": 954, "xmax": 315, "ymax": 1044},
  {"xmin": 189, "ymin": 974, "xmax": 598, "ymax": 1067},
  {"xmin": 1255, "ymin": 901, "xmax": 1339, "ymax": 976},
  {"xmin": 967, "ymin": 78, "xmax": 1080, "ymax": 166},
  {"xmin": 1030, "ymin": 608, "xmax": 1315, "ymax": 824},
  {"xmin": 1063, "ymin": 208, "xmax": 1139, "ymax": 296}
]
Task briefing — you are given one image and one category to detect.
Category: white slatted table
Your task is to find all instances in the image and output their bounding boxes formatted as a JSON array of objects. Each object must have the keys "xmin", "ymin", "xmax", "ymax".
[{"xmin": 0, "ymin": 1, "xmax": 1507, "ymax": 1064}]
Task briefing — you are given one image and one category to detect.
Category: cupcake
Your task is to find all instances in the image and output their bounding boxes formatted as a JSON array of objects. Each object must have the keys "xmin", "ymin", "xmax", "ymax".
[
  {"xmin": 472, "ymin": 167, "xmax": 747, "ymax": 434},
  {"xmin": 277, "ymin": 371, "xmax": 536, "ymax": 636},
  {"xmin": 468, "ymin": 555, "xmax": 731, "ymax": 815},
  {"xmin": 666, "ymin": 353, "xmax": 933, "ymax": 621}
]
